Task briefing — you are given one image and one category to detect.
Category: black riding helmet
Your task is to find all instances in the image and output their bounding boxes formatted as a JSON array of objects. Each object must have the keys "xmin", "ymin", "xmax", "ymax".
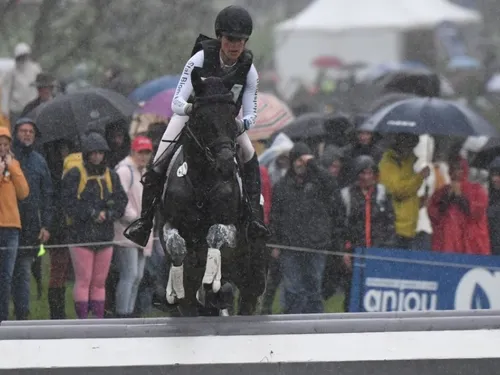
[{"xmin": 215, "ymin": 5, "xmax": 253, "ymax": 39}]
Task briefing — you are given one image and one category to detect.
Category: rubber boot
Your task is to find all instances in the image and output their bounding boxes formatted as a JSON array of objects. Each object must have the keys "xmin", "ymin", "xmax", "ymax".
[
  {"xmin": 243, "ymin": 153, "xmax": 271, "ymax": 239},
  {"xmin": 48, "ymin": 287, "xmax": 66, "ymax": 320},
  {"xmin": 124, "ymin": 149, "xmax": 173, "ymax": 247}
]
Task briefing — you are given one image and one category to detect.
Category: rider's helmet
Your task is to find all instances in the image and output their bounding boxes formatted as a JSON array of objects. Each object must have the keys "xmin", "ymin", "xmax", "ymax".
[{"xmin": 215, "ymin": 5, "xmax": 253, "ymax": 39}]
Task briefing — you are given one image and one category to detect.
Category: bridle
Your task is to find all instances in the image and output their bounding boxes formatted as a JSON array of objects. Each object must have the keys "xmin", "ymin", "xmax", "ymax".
[
  {"xmin": 184, "ymin": 92, "xmax": 237, "ymax": 168},
  {"xmin": 183, "ymin": 92, "xmax": 239, "ymax": 209}
]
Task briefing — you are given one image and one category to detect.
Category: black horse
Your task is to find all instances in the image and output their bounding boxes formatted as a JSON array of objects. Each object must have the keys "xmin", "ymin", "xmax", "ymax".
[{"xmin": 158, "ymin": 68, "xmax": 267, "ymax": 316}]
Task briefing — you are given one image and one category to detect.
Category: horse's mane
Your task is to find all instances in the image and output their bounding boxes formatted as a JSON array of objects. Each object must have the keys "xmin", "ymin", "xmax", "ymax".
[{"xmin": 199, "ymin": 77, "xmax": 230, "ymax": 97}]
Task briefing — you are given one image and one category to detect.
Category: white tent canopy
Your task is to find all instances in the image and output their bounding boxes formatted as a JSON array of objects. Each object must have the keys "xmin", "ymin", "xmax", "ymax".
[
  {"xmin": 276, "ymin": 0, "xmax": 481, "ymax": 32},
  {"xmin": 274, "ymin": 0, "xmax": 481, "ymax": 96}
]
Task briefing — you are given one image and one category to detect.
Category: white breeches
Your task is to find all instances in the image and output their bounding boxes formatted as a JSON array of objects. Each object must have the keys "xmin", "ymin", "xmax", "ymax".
[{"xmin": 154, "ymin": 114, "xmax": 255, "ymax": 163}]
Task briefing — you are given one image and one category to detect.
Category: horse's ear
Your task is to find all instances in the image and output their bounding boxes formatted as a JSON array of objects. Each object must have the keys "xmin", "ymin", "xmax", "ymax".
[{"xmin": 191, "ymin": 67, "xmax": 204, "ymax": 93}]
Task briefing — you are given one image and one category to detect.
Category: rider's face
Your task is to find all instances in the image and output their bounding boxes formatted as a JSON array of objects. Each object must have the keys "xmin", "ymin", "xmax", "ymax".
[{"xmin": 220, "ymin": 35, "xmax": 247, "ymax": 62}]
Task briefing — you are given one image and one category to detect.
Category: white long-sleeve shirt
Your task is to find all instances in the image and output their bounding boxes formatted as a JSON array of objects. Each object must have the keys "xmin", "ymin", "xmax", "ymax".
[
  {"xmin": 1, "ymin": 60, "xmax": 41, "ymax": 114},
  {"xmin": 171, "ymin": 50, "xmax": 258, "ymax": 129}
]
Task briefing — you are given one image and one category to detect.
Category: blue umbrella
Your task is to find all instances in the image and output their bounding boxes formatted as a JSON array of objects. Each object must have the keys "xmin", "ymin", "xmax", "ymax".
[
  {"xmin": 129, "ymin": 75, "xmax": 180, "ymax": 103},
  {"xmin": 359, "ymin": 97, "xmax": 500, "ymax": 138}
]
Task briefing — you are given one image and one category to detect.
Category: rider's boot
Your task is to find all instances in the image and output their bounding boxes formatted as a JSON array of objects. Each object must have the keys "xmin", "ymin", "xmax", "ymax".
[
  {"xmin": 124, "ymin": 149, "xmax": 173, "ymax": 247},
  {"xmin": 243, "ymin": 153, "xmax": 271, "ymax": 239}
]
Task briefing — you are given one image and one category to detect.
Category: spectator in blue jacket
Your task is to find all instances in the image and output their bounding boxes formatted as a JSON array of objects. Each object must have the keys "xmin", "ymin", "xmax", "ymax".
[{"xmin": 11, "ymin": 117, "xmax": 53, "ymax": 320}]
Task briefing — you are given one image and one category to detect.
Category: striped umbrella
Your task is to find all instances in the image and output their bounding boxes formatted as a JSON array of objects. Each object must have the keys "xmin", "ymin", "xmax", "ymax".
[{"xmin": 245, "ymin": 92, "xmax": 294, "ymax": 141}]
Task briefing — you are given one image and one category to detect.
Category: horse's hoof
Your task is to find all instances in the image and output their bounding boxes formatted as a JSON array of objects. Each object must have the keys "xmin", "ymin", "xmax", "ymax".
[
  {"xmin": 220, "ymin": 309, "xmax": 230, "ymax": 316},
  {"xmin": 212, "ymin": 280, "xmax": 221, "ymax": 293},
  {"xmin": 196, "ymin": 288, "xmax": 206, "ymax": 306},
  {"xmin": 218, "ymin": 282, "xmax": 234, "ymax": 311},
  {"xmin": 166, "ymin": 294, "xmax": 176, "ymax": 305},
  {"xmin": 166, "ymin": 264, "xmax": 185, "ymax": 304}
]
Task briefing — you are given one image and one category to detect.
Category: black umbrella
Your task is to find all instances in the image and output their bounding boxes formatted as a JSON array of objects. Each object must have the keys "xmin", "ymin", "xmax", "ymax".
[
  {"xmin": 368, "ymin": 92, "xmax": 417, "ymax": 114},
  {"xmin": 464, "ymin": 136, "xmax": 500, "ymax": 170},
  {"xmin": 359, "ymin": 97, "xmax": 500, "ymax": 138},
  {"xmin": 27, "ymin": 88, "xmax": 137, "ymax": 144},
  {"xmin": 376, "ymin": 69, "xmax": 441, "ymax": 97},
  {"xmin": 278, "ymin": 113, "xmax": 353, "ymax": 144}
]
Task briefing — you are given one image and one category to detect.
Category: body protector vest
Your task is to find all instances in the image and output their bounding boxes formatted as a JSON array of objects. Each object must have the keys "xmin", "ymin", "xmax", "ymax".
[{"xmin": 190, "ymin": 34, "xmax": 253, "ymax": 114}]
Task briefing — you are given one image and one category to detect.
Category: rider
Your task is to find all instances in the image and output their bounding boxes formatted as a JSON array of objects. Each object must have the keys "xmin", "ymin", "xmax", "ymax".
[{"xmin": 125, "ymin": 5, "xmax": 270, "ymax": 247}]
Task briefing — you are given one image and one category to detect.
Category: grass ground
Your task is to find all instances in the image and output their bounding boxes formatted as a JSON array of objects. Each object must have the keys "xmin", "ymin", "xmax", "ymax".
[{"xmin": 12, "ymin": 256, "xmax": 344, "ymax": 320}]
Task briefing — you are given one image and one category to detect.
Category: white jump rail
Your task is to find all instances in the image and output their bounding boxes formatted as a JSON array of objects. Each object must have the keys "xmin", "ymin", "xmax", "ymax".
[{"xmin": 0, "ymin": 311, "xmax": 499, "ymax": 374}]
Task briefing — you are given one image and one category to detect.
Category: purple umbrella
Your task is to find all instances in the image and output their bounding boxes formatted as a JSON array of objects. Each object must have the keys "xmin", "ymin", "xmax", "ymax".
[{"xmin": 138, "ymin": 88, "xmax": 175, "ymax": 119}]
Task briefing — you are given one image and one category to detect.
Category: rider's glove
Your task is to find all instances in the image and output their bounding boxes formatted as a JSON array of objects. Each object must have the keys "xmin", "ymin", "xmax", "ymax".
[
  {"xmin": 243, "ymin": 119, "xmax": 250, "ymax": 130},
  {"xmin": 235, "ymin": 119, "xmax": 244, "ymax": 132},
  {"xmin": 236, "ymin": 119, "xmax": 250, "ymax": 132},
  {"xmin": 185, "ymin": 103, "xmax": 193, "ymax": 115}
]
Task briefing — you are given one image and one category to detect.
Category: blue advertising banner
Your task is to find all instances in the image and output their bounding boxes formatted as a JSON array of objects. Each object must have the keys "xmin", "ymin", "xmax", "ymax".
[{"xmin": 349, "ymin": 247, "xmax": 500, "ymax": 312}]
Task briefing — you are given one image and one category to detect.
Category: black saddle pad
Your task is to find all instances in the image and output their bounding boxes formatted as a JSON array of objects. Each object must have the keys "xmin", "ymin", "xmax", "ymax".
[{"xmin": 161, "ymin": 145, "xmax": 244, "ymax": 218}]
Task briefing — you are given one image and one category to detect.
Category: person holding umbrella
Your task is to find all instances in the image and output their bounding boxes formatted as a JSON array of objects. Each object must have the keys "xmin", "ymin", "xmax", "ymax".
[
  {"xmin": 360, "ymin": 96, "xmax": 500, "ymax": 249},
  {"xmin": 378, "ymin": 134, "xmax": 430, "ymax": 249}
]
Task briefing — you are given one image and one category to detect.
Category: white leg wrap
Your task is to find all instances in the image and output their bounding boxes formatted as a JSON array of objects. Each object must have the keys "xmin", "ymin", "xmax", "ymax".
[
  {"xmin": 166, "ymin": 264, "xmax": 185, "ymax": 304},
  {"xmin": 202, "ymin": 248, "xmax": 222, "ymax": 293}
]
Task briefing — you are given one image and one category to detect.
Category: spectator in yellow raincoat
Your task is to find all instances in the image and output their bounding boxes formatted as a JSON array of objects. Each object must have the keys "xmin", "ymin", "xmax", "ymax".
[{"xmin": 379, "ymin": 133, "xmax": 430, "ymax": 249}]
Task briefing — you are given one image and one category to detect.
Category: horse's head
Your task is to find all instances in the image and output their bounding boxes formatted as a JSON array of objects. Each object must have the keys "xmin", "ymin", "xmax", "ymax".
[{"xmin": 187, "ymin": 67, "xmax": 239, "ymax": 179}]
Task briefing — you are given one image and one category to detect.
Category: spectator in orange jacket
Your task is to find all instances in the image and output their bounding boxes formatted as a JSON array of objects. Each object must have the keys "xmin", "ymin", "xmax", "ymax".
[
  {"xmin": 260, "ymin": 165, "xmax": 271, "ymax": 225},
  {"xmin": 0, "ymin": 126, "xmax": 29, "ymax": 321}
]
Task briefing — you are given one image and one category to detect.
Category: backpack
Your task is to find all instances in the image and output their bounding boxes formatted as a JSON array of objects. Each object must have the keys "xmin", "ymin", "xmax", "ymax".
[
  {"xmin": 62, "ymin": 152, "xmax": 113, "ymax": 225},
  {"xmin": 115, "ymin": 163, "xmax": 134, "ymax": 191}
]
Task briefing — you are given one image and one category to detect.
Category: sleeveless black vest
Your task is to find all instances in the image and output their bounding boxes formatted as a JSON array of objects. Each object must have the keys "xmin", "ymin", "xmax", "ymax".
[{"xmin": 190, "ymin": 34, "xmax": 253, "ymax": 113}]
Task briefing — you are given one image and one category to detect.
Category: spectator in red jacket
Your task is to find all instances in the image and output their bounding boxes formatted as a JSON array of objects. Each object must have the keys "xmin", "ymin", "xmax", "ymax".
[
  {"xmin": 428, "ymin": 155, "xmax": 490, "ymax": 255},
  {"xmin": 260, "ymin": 165, "xmax": 271, "ymax": 224}
]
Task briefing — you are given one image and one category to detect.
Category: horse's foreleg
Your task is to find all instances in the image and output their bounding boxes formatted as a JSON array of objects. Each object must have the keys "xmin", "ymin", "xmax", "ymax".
[
  {"xmin": 163, "ymin": 227, "xmax": 187, "ymax": 304},
  {"xmin": 200, "ymin": 224, "xmax": 237, "ymax": 295}
]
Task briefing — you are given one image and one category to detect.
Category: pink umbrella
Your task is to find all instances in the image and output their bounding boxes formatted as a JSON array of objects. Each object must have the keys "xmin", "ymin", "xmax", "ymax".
[
  {"xmin": 138, "ymin": 88, "xmax": 175, "ymax": 119},
  {"xmin": 244, "ymin": 92, "xmax": 294, "ymax": 141}
]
